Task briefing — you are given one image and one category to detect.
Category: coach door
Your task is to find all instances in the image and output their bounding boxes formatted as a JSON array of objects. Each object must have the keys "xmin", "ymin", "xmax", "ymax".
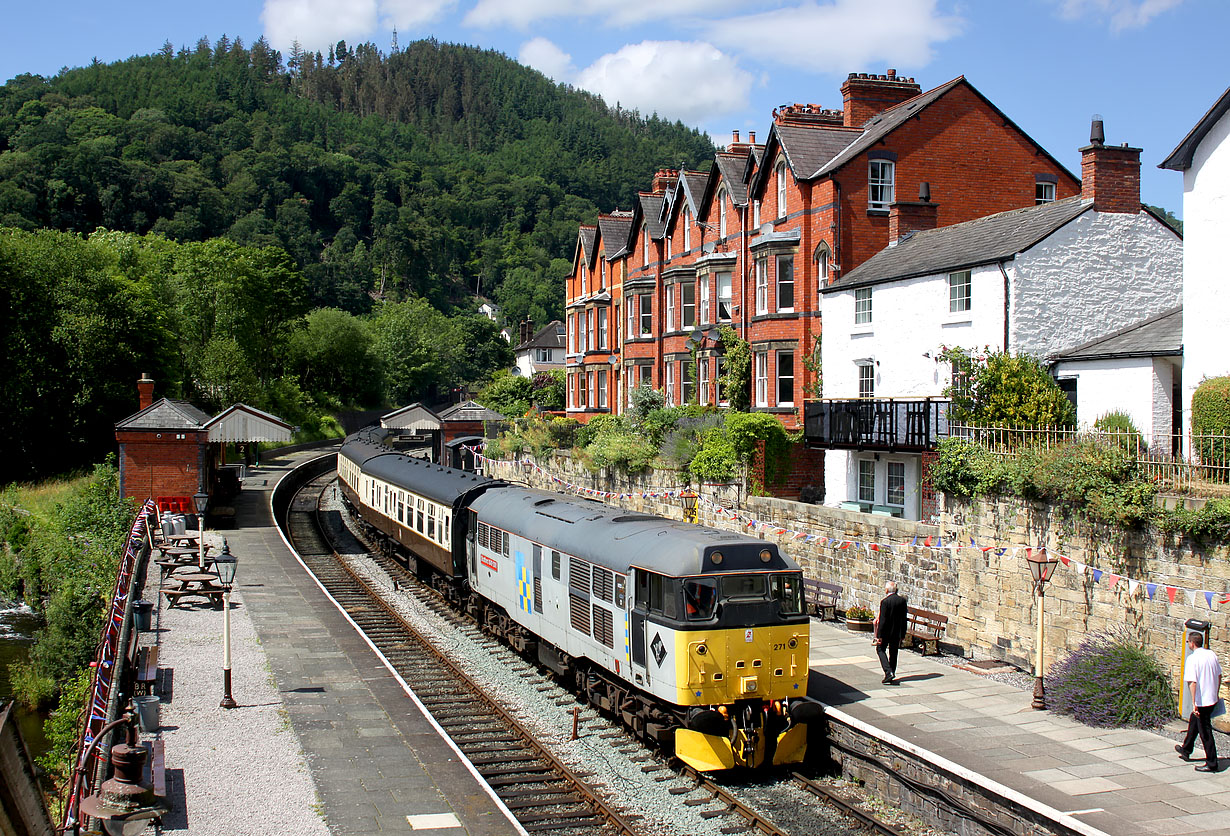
[{"xmin": 630, "ymin": 568, "xmax": 649, "ymax": 686}]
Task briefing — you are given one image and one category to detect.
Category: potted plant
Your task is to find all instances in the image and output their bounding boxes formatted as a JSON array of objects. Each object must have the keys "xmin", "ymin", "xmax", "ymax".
[{"xmin": 846, "ymin": 605, "xmax": 874, "ymax": 632}]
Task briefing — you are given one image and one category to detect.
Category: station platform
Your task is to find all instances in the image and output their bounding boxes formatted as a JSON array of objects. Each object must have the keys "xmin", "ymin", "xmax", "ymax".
[
  {"xmin": 808, "ymin": 621, "xmax": 1230, "ymax": 836},
  {"xmin": 150, "ymin": 447, "xmax": 524, "ymax": 836}
]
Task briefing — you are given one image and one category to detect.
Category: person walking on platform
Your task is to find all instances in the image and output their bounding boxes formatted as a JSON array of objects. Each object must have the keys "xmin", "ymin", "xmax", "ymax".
[
  {"xmin": 1178, "ymin": 632, "xmax": 1222, "ymax": 772},
  {"xmin": 874, "ymin": 581, "xmax": 908, "ymax": 685}
]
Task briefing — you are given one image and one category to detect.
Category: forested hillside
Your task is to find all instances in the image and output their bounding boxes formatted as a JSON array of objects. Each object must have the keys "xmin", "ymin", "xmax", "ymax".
[{"xmin": 0, "ymin": 36, "xmax": 712, "ymax": 320}]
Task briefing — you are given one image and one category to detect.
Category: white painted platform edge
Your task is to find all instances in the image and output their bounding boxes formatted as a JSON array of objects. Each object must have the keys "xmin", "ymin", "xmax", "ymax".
[{"xmin": 823, "ymin": 703, "xmax": 1112, "ymax": 836}]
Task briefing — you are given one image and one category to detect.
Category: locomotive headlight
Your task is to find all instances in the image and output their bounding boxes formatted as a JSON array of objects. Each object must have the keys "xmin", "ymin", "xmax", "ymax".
[
  {"xmin": 711, "ymin": 551, "xmax": 724, "ymax": 565},
  {"xmin": 787, "ymin": 638, "xmax": 798, "ymax": 649},
  {"xmin": 696, "ymin": 643, "xmax": 708, "ymax": 656},
  {"xmin": 759, "ymin": 549, "xmax": 772, "ymax": 563}
]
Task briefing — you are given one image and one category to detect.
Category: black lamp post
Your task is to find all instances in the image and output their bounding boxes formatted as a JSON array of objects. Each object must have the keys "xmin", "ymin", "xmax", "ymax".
[
  {"xmin": 192, "ymin": 491, "xmax": 209, "ymax": 569},
  {"xmin": 214, "ymin": 541, "xmax": 238, "ymax": 709},
  {"xmin": 1026, "ymin": 550, "xmax": 1059, "ymax": 710},
  {"xmin": 679, "ymin": 489, "xmax": 699, "ymax": 525}
]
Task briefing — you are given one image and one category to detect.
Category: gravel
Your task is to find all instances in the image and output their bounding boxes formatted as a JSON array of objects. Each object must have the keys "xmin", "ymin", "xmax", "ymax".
[{"xmin": 141, "ymin": 535, "xmax": 328, "ymax": 836}]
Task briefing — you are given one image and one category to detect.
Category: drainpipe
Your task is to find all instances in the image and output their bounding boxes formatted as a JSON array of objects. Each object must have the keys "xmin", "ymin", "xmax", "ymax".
[
  {"xmin": 998, "ymin": 260, "xmax": 1011, "ymax": 352},
  {"xmin": 833, "ymin": 180, "xmax": 843, "ymax": 278}
]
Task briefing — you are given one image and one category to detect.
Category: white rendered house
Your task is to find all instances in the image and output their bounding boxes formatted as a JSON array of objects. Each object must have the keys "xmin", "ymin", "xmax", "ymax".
[
  {"xmin": 513, "ymin": 320, "xmax": 566, "ymax": 378},
  {"xmin": 1161, "ymin": 87, "xmax": 1230, "ymax": 453},
  {"xmin": 809, "ymin": 125, "xmax": 1182, "ymax": 521}
]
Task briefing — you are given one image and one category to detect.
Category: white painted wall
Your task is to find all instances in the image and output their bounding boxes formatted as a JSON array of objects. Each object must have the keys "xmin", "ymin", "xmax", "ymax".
[
  {"xmin": 822, "ymin": 450, "xmax": 924, "ymax": 521},
  {"xmin": 820, "ymin": 263, "xmax": 1009, "ymax": 401},
  {"xmin": 1181, "ymin": 107, "xmax": 1230, "ymax": 446},
  {"xmin": 1012, "ymin": 210, "xmax": 1182, "ymax": 358},
  {"xmin": 1050, "ymin": 356, "xmax": 1158, "ymax": 435},
  {"xmin": 514, "ymin": 348, "xmax": 564, "ymax": 377}
]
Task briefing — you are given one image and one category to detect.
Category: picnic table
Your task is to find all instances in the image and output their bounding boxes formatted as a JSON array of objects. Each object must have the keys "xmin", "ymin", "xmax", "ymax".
[{"xmin": 163, "ymin": 571, "xmax": 226, "ymax": 609}]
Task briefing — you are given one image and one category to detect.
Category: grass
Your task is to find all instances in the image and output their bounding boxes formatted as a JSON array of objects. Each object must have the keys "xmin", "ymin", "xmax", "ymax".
[{"xmin": 2, "ymin": 474, "xmax": 91, "ymax": 518}]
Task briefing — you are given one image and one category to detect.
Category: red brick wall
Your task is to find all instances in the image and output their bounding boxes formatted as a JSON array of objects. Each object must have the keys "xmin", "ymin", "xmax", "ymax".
[
  {"xmin": 116, "ymin": 430, "xmax": 206, "ymax": 502},
  {"xmin": 920, "ymin": 450, "xmax": 940, "ymax": 522},
  {"xmin": 1081, "ymin": 144, "xmax": 1141, "ymax": 213},
  {"xmin": 753, "ymin": 439, "xmax": 825, "ymax": 500}
]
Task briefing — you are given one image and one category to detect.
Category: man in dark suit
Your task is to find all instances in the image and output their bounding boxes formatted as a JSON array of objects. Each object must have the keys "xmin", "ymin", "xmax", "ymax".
[{"xmin": 875, "ymin": 581, "xmax": 908, "ymax": 685}]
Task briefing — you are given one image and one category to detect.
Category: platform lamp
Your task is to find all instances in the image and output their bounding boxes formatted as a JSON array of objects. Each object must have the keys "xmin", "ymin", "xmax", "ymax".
[
  {"xmin": 679, "ymin": 489, "xmax": 699, "ymax": 525},
  {"xmin": 214, "ymin": 541, "xmax": 238, "ymax": 709},
  {"xmin": 192, "ymin": 490, "xmax": 209, "ymax": 569},
  {"xmin": 1026, "ymin": 549, "xmax": 1059, "ymax": 710}
]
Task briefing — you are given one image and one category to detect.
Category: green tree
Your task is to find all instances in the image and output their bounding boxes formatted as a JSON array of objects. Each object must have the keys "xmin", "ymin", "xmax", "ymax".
[
  {"xmin": 943, "ymin": 349, "xmax": 1076, "ymax": 428},
  {"xmin": 717, "ymin": 325, "xmax": 752, "ymax": 412},
  {"xmin": 287, "ymin": 307, "xmax": 382, "ymax": 405},
  {"xmin": 370, "ymin": 297, "xmax": 450, "ymax": 404},
  {"xmin": 477, "ymin": 372, "xmax": 533, "ymax": 418}
]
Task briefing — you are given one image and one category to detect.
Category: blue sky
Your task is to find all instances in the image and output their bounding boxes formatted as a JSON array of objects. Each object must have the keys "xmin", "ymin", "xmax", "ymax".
[{"xmin": 2, "ymin": 0, "xmax": 1222, "ymax": 216}]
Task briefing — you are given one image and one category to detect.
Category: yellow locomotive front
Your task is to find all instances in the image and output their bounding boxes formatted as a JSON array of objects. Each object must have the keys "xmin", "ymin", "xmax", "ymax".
[{"xmin": 632, "ymin": 561, "xmax": 820, "ymax": 771}]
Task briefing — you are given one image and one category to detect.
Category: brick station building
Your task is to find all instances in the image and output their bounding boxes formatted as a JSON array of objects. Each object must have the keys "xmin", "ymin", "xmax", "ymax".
[{"xmin": 564, "ymin": 70, "xmax": 1080, "ymax": 428}]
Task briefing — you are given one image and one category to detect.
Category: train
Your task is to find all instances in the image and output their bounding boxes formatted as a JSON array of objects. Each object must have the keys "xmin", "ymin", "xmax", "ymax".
[{"xmin": 336, "ymin": 427, "xmax": 820, "ymax": 771}]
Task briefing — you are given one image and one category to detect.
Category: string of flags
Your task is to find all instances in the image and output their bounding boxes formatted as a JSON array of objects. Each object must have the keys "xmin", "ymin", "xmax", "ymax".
[{"xmin": 470, "ymin": 449, "xmax": 1229, "ymax": 611}]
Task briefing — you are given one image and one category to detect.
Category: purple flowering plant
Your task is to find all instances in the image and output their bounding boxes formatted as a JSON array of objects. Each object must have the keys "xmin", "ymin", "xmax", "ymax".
[{"xmin": 1046, "ymin": 628, "xmax": 1175, "ymax": 729}]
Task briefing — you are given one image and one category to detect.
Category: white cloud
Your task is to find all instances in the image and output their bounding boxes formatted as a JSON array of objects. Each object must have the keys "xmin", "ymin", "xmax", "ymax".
[
  {"xmin": 519, "ymin": 38, "xmax": 576, "ymax": 81},
  {"xmin": 262, "ymin": 0, "xmax": 378, "ymax": 53},
  {"xmin": 465, "ymin": 0, "xmax": 747, "ymax": 29},
  {"xmin": 1058, "ymin": 0, "xmax": 1184, "ymax": 32},
  {"xmin": 705, "ymin": 0, "xmax": 965, "ymax": 73},
  {"xmin": 380, "ymin": 0, "xmax": 457, "ymax": 30},
  {"xmin": 573, "ymin": 41, "xmax": 753, "ymax": 123}
]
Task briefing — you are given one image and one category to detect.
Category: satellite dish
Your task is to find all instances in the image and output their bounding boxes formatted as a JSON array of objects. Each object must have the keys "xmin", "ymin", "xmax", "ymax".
[{"xmin": 702, "ymin": 241, "xmax": 716, "ymax": 255}]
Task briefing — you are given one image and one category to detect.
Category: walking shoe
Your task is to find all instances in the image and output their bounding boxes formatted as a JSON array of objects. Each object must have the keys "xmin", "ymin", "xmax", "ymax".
[
  {"xmin": 1176, "ymin": 745, "xmax": 1192, "ymax": 761},
  {"xmin": 1195, "ymin": 764, "xmax": 1219, "ymax": 773},
  {"xmin": 882, "ymin": 675, "xmax": 893, "ymax": 685}
]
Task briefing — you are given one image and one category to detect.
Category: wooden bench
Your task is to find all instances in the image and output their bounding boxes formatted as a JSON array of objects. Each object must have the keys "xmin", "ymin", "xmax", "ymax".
[
  {"xmin": 906, "ymin": 606, "xmax": 948, "ymax": 656},
  {"xmin": 162, "ymin": 585, "xmax": 226, "ymax": 609},
  {"xmin": 802, "ymin": 579, "xmax": 843, "ymax": 620},
  {"xmin": 144, "ymin": 739, "xmax": 167, "ymax": 817},
  {"xmin": 136, "ymin": 645, "xmax": 159, "ymax": 696}
]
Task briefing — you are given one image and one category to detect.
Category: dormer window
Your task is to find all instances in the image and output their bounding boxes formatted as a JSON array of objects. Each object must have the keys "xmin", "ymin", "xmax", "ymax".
[
  {"xmin": 718, "ymin": 188, "xmax": 728, "ymax": 238},
  {"xmin": 642, "ymin": 223, "xmax": 649, "ymax": 265},
  {"xmin": 580, "ymin": 262, "xmax": 587, "ymax": 295},
  {"xmin": 775, "ymin": 160, "xmax": 787, "ymax": 219},
  {"xmin": 600, "ymin": 257, "xmax": 606, "ymax": 288},
  {"xmin": 683, "ymin": 206, "xmax": 692, "ymax": 251},
  {"xmin": 1035, "ymin": 173, "xmax": 1057, "ymax": 204}
]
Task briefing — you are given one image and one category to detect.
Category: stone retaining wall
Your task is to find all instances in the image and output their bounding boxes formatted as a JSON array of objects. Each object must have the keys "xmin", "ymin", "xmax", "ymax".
[{"xmin": 489, "ymin": 453, "xmax": 1230, "ymax": 684}]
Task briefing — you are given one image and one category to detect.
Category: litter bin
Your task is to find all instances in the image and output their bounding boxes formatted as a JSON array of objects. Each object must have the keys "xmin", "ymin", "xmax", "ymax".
[
  {"xmin": 133, "ymin": 600, "xmax": 154, "ymax": 632},
  {"xmin": 134, "ymin": 695, "xmax": 160, "ymax": 733}
]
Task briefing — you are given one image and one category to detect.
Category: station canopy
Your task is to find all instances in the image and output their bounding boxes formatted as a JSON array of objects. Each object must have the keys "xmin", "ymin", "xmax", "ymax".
[
  {"xmin": 381, "ymin": 403, "xmax": 443, "ymax": 433},
  {"xmin": 205, "ymin": 404, "xmax": 294, "ymax": 444}
]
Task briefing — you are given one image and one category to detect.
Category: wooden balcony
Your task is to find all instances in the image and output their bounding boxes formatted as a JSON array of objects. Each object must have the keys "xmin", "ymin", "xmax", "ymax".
[{"xmin": 803, "ymin": 398, "xmax": 950, "ymax": 452}]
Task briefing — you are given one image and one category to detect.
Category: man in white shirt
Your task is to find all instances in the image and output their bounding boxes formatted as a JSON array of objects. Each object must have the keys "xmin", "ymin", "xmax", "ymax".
[{"xmin": 1177, "ymin": 632, "xmax": 1222, "ymax": 772}]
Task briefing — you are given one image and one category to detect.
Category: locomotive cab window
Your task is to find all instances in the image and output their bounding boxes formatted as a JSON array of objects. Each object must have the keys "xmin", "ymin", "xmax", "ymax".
[
  {"xmin": 683, "ymin": 578, "xmax": 717, "ymax": 621},
  {"xmin": 637, "ymin": 570, "xmax": 679, "ymax": 619},
  {"xmin": 722, "ymin": 574, "xmax": 767, "ymax": 601},
  {"xmin": 771, "ymin": 573, "xmax": 806, "ymax": 616}
]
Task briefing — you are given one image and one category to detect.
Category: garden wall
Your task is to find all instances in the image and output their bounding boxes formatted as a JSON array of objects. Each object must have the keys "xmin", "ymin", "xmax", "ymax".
[{"xmin": 487, "ymin": 453, "xmax": 1228, "ymax": 684}]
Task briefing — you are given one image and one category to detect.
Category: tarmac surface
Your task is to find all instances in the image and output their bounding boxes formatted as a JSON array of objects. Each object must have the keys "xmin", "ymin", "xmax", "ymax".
[{"xmin": 151, "ymin": 446, "xmax": 1230, "ymax": 835}]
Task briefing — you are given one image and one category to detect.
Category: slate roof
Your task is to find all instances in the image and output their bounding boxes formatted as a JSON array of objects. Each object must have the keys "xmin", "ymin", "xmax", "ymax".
[
  {"xmin": 115, "ymin": 398, "xmax": 213, "ymax": 430},
  {"xmin": 664, "ymin": 169, "xmax": 711, "ymax": 228},
  {"xmin": 597, "ymin": 214, "xmax": 634, "ymax": 259},
  {"xmin": 713, "ymin": 152, "xmax": 750, "ymax": 206},
  {"xmin": 515, "ymin": 320, "xmax": 565, "ymax": 351},
  {"xmin": 637, "ymin": 192, "xmax": 666, "ymax": 239},
  {"xmin": 776, "ymin": 123, "xmax": 862, "ymax": 179},
  {"xmin": 576, "ymin": 226, "xmax": 597, "ymax": 267},
  {"xmin": 811, "ymin": 78, "xmax": 963, "ymax": 177},
  {"xmin": 825, "ymin": 196, "xmax": 1091, "ymax": 292},
  {"xmin": 1161, "ymin": 86, "xmax": 1230, "ymax": 171},
  {"xmin": 1051, "ymin": 307, "xmax": 1183, "ymax": 361},
  {"xmin": 438, "ymin": 400, "xmax": 506, "ymax": 423}
]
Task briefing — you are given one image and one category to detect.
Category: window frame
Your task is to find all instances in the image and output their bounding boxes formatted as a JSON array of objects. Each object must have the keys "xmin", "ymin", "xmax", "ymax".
[
  {"xmin": 775, "ymin": 159, "xmax": 788, "ymax": 219},
  {"xmin": 858, "ymin": 460, "xmax": 876, "ymax": 504},
  {"xmin": 666, "ymin": 284, "xmax": 676, "ymax": 333},
  {"xmin": 754, "ymin": 351, "xmax": 768, "ymax": 407},
  {"xmin": 681, "ymin": 281, "xmax": 696, "ymax": 328},
  {"xmin": 755, "ymin": 257, "xmax": 768, "ymax": 315},
  {"xmin": 683, "ymin": 205, "xmax": 691, "ymax": 251},
  {"xmin": 718, "ymin": 189, "xmax": 727, "ymax": 238},
  {"xmin": 948, "ymin": 270, "xmax": 972, "ymax": 314},
  {"xmin": 858, "ymin": 364, "xmax": 875, "ymax": 399},
  {"xmin": 597, "ymin": 369, "xmax": 608, "ymax": 408},
  {"xmin": 1035, "ymin": 181, "xmax": 1056, "ymax": 205},
  {"xmin": 717, "ymin": 272, "xmax": 732, "ymax": 322},
  {"xmin": 776, "ymin": 254, "xmax": 794, "ymax": 312},
  {"xmin": 868, "ymin": 159, "xmax": 895, "ymax": 211},
  {"xmin": 887, "ymin": 461, "xmax": 906, "ymax": 508},
  {"xmin": 665, "ymin": 363, "xmax": 675, "ymax": 406},
  {"xmin": 776, "ymin": 350, "xmax": 794, "ymax": 407},
  {"xmin": 699, "ymin": 275, "xmax": 709, "ymax": 326},
  {"xmin": 854, "ymin": 287, "xmax": 872, "ymax": 325},
  {"xmin": 698, "ymin": 357, "xmax": 710, "ymax": 405},
  {"xmin": 597, "ymin": 307, "xmax": 608, "ymax": 349},
  {"xmin": 639, "ymin": 294, "xmax": 652, "ymax": 336}
]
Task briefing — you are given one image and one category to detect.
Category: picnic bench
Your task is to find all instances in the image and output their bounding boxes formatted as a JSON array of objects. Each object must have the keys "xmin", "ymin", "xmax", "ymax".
[
  {"xmin": 136, "ymin": 645, "xmax": 159, "ymax": 696},
  {"xmin": 802, "ymin": 579, "xmax": 843, "ymax": 620},
  {"xmin": 905, "ymin": 606, "xmax": 948, "ymax": 656},
  {"xmin": 163, "ymin": 573, "xmax": 226, "ymax": 609}
]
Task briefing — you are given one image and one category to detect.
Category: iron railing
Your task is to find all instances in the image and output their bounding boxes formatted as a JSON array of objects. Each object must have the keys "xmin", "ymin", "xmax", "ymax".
[
  {"xmin": 945, "ymin": 425, "xmax": 1230, "ymax": 497},
  {"xmin": 803, "ymin": 398, "xmax": 951, "ymax": 452}
]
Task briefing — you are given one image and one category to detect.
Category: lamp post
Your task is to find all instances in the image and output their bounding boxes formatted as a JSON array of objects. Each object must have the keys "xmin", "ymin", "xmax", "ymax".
[
  {"xmin": 679, "ymin": 489, "xmax": 699, "ymax": 525},
  {"xmin": 1026, "ymin": 549, "xmax": 1059, "ymax": 710},
  {"xmin": 192, "ymin": 491, "xmax": 209, "ymax": 569},
  {"xmin": 214, "ymin": 541, "xmax": 238, "ymax": 709}
]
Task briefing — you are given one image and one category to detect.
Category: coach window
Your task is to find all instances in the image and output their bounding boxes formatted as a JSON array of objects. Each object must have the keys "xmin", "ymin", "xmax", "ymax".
[
  {"xmin": 417, "ymin": 498, "xmax": 425, "ymax": 532},
  {"xmin": 683, "ymin": 578, "xmax": 717, "ymax": 620},
  {"xmin": 427, "ymin": 503, "xmax": 436, "ymax": 540},
  {"xmin": 443, "ymin": 513, "xmax": 450, "ymax": 543},
  {"xmin": 397, "ymin": 494, "xmax": 404, "ymax": 524},
  {"xmin": 722, "ymin": 574, "xmax": 767, "ymax": 601}
]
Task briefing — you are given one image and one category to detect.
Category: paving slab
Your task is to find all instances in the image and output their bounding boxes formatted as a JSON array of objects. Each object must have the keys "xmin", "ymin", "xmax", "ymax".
[{"xmin": 808, "ymin": 618, "xmax": 1230, "ymax": 836}]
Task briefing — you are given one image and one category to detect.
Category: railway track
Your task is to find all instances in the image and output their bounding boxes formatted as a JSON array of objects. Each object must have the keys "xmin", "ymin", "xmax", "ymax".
[
  {"xmin": 288, "ymin": 469, "xmax": 916, "ymax": 836},
  {"xmin": 286, "ymin": 473, "xmax": 641, "ymax": 836}
]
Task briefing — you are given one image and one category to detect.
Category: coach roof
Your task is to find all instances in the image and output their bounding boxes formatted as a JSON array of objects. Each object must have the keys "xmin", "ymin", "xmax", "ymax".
[{"xmin": 470, "ymin": 487, "xmax": 797, "ymax": 576}]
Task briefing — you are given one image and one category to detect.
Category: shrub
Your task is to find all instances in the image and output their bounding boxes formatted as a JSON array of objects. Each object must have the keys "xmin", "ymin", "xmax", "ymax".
[
  {"xmin": 531, "ymin": 370, "xmax": 566, "ymax": 411},
  {"xmin": 1047, "ymin": 629, "xmax": 1175, "ymax": 729},
  {"xmin": 717, "ymin": 326, "xmax": 751, "ymax": 412},
  {"xmin": 659, "ymin": 414, "xmax": 724, "ymax": 470},
  {"xmin": 1094, "ymin": 411, "xmax": 1144, "ymax": 453},
  {"xmin": 575, "ymin": 413, "xmax": 622, "ymax": 448},
  {"xmin": 689, "ymin": 429, "xmax": 739, "ymax": 484},
  {"xmin": 1192, "ymin": 376, "xmax": 1230, "ymax": 473},
  {"xmin": 627, "ymin": 384, "xmax": 665, "ymax": 423},
  {"xmin": 581, "ymin": 431, "xmax": 656, "ymax": 473},
  {"xmin": 1157, "ymin": 498, "xmax": 1230, "ymax": 545},
  {"xmin": 641, "ymin": 406, "xmax": 687, "ymax": 446},
  {"xmin": 478, "ymin": 372, "xmax": 534, "ymax": 418},
  {"xmin": 943, "ymin": 349, "xmax": 1076, "ymax": 428},
  {"xmin": 1029, "ymin": 439, "xmax": 1156, "ymax": 527},
  {"xmin": 926, "ymin": 439, "xmax": 1004, "ymax": 498}
]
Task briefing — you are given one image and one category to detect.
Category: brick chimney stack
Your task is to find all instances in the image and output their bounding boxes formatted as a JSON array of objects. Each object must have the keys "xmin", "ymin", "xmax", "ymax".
[
  {"xmin": 888, "ymin": 188, "xmax": 939, "ymax": 243},
  {"xmin": 748, "ymin": 131, "xmax": 756, "ymax": 145},
  {"xmin": 841, "ymin": 69, "xmax": 922, "ymax": 127},
  {"xmin": 1080, "ymin": 117, "xmax": 1141, "ymax": 214},
  {"xmin": 137, "ymin": 374, "xmax": 154, "ymax": 410},
  {"xmin": 652, "ymin": 168, "xmax": 679, "ymax": 195}
]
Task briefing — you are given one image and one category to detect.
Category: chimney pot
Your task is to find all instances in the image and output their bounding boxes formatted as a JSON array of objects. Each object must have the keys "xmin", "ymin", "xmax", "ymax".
[
  {"xmin": 1090, "ymin": 114, "xmax": 1105, "ymax": 147},
  {"xmin": 137, "ymin": 374, "xmax": 155, "ymax": 411},
  {"xmin": 732, "ymin": 129, "xmax": 740, "ymax": 144},
  {"xmin": 749, "ymin": 130, "xmax": 756, "ymax": 144},
  {"xmin": 919, "ymin": 182, "xmax": 931, "ymax": 203}
]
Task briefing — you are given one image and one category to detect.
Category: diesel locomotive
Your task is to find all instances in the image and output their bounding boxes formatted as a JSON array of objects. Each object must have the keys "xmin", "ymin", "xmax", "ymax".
[{"xmin": 337, "ymin": 427, "xmax": 819, "ymax": 770}]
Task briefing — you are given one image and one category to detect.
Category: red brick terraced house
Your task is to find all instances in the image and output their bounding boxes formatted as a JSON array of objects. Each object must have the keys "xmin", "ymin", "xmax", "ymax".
[{"xmin": 565, "ymin": 70, "xmax": 1080, "ymax": 427}]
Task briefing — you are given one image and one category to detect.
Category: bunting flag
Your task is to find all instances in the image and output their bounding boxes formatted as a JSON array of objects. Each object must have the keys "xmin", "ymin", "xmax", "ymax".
[
  {"xmin": 1167, "ymin": 586, "xmax": 1178, "ymax": 603},
  {"xmin": 1147, "ymin": 583, "xmax": 1158, "ymax": 600},
  {"xmin": 1092, "ymin": 569, "xmax": 1103, "ymax": 583},
  {"xmin": 1107, "ymin": 574, "xmax": 1120, "ymax": 590},
  {"xmin": 1129, "ymin": 579, "xmax": 1140, "ymax": 596},
  {"xmin": 1206, "ymin": 591, "xmax": 1217, "ymax": 608}
]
